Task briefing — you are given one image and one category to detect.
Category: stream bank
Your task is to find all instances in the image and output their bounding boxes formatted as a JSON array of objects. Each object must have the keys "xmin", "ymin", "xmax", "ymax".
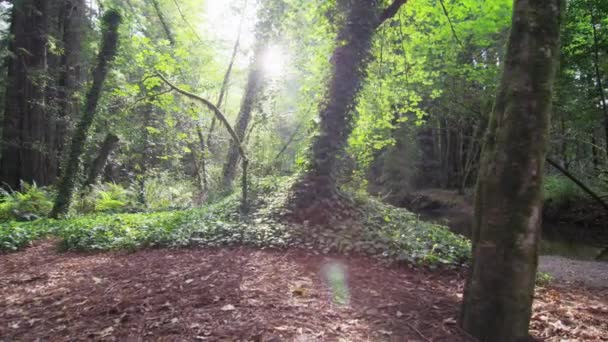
[{"xmin": 397, "ymin": 189, "xmax": 608, "ymax": 288}]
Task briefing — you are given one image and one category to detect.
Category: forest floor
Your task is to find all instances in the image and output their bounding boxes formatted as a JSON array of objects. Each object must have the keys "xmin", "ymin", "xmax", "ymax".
[{"xmin": 1, "ymin": 241, "xmax": 607, "ymax": 341}]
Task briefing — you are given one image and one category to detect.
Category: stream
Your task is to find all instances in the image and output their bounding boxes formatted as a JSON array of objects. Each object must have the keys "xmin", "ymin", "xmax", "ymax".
[
  {"xmin": 417, "ymin": 208, "xmax": 606, "ymax": 261},
  {"xmin": 419, "ymin": 209, "xmax": 608, "ymax": 288}
]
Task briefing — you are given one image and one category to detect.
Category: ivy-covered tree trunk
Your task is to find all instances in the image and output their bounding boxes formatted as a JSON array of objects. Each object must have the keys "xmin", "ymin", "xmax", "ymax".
[
  {"xmin": 460, "ymin": 1, "xmax": 563, "ymax": 340},
  {"xmin": 0, "ymin": 0, "xmax": 51, "ymax": 189},
  {"xmin": 50, "ymin": 10, "xmax": 122, "ymax": 218},
  {"xmin": 290, "ymin": 0, "xmax": 407, "ymax": 223},
  {"xmin": 53, "ymin": 0, "xmax": 86, "ymax": 177}
]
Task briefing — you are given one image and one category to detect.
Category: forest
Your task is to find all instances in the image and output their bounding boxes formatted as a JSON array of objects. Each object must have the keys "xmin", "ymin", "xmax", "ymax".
[{"xmin": 0, "ymin": 0, "xmax": 607, "ymax": 340}]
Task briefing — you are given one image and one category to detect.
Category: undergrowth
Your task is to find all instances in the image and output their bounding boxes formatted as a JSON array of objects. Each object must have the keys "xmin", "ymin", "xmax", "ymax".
[
  {"xmin": 1, "ymin": 176, "xmax": 470, "ymax": 265},
  {"xmin": 0, "ymin": 183, "xmax": 54, "ymax": 222},
  {"xmin": 543, "ymin": 175, "xmax": 587, "ymax": 208}
]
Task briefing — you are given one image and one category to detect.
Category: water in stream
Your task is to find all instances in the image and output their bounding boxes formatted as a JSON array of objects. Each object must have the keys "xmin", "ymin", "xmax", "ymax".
[{"xmin": 418, "ymin": 209, "xmax": 606, "ymax": 261}]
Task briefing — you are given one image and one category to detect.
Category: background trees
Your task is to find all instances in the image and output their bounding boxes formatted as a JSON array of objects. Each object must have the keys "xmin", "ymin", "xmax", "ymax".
[{"xmin": 0, "ymin": 0, "xmax": 606, "ymax": 339}]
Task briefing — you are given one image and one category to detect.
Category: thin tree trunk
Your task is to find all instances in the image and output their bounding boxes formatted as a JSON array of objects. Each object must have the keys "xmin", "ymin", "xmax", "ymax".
[
  {"xmin": 546, "ymin": 157, "xmax": 608, "ymax": 212},
  {"xmin": 559, "ymin": 111, "xmax": 568, "ymax": 169},
  {"xmin": 460, "ymin": 1, "xmax": 563, "ymax": 340},
  {"xmin": 206, "ymin": 2, "xmax": 246, "ymax": 153},
  {"xmin": 50, "ymin": 10, "xmax": 122, "ymax": 218},
  {"xmin": 589, "ymin": 3, "xmax": 608, "ymax": 160},
  {"xmin": 220, "ymin": 45, "xmax": 264, "ymax": 191},
  {"xmin": 156, "ymin": 73, "xmax": 249, "ymax": 211},
  {"xmin": 84, "ymin": 133, "xmax": 119, "ymax": 187},
  {"xmin": 591, "ymin": 133, "xmax": 599, "ymax": 170},
  {"xmin": 196, "ymin": 126, "xmax": 209, "ymax": 196},
  {"xmin": 149, "ymin": 0, "xmax": 175, "ymax": 45}
]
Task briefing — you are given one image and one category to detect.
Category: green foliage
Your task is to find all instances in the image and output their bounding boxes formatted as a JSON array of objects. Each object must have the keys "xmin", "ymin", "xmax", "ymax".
[
  {"xmin": 0, "ymin": 220, "xmax": 56, "ymax": 252},
  {"xmin": 74, "ymin": 175, "xmax": 196, "ymax": 215},
  {"xmin": 143, "ymin": 172, "xmax": 194, "ymax": 210},
  {"xmin": 0, "ymin": 183, "xmax": 54, "ymax": 222},
  {"xmin": 1, "ymin": 177, "xmax": 470, "ymax": 266},
  {"xmin": 536, "ymin": 271, "xmax": 554, "ymax": 286},
  {"xmin": 75, "ymin": 183, "xmax": 139, "ymax": 214},
  {"xmin": 360, "ymin": 197, "xmax": 471, "ymax": 265},
  {"xmin": 543, "ymin": 175, "xmax": 586, "ymax": 207}
]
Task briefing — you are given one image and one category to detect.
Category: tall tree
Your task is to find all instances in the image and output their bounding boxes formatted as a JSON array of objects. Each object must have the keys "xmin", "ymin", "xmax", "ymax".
[
  {"xmin": 220, "ymin": 44, "xmax": 264, "ymax": 190},
  {"xmin": 0, "ymin": 0, "xmax": 51, "ymax": 188},
  {"xmin": 290, "ymin": 0, "xmax": 407, "ymax": 222},
  {"xmin": 52, "ymin": 0, "xmax": 86, "ymax": 176},
  {"xmin": 50, "ymin": 9, "xmax": 122, "ymax": 218},
  {"xmin": 460, "ymin": 0, "xmax": 564, "ymax": 340},
  {"xmin": 220, "ymin": 1, "xmax": 285, "ymax": 191}
]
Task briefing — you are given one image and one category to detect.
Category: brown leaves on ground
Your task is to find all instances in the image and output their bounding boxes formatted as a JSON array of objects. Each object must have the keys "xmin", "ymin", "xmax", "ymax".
[{"xmin": 1, "ymin": 241, "xmax": 606, "ymax": 341}]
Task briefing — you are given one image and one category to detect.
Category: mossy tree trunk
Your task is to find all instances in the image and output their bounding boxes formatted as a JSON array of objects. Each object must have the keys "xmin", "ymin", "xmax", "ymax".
[
  {"xmin": 50, "ymin": 0, "xmax": 86, "ymax": 180},
  {"xmin": 459, "ymin": 1, "xmax": 564, "ymax": 340},
  {"xmin": 50, "ymin": 10, "xmax": 122, "ymax": 218},
  {"xmin": 290, "ymin": 0, "xmax": 407, "ymax": 223}
]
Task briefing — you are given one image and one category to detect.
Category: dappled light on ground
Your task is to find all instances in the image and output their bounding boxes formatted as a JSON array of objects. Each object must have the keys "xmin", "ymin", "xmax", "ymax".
[{"xmin": 1, "ymin": 241, "xmax": 606, "ymax": 340}]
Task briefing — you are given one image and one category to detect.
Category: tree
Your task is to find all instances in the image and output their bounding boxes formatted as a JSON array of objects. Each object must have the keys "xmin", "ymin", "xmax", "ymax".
[
  {"xmin": 0, "ymin": 0, "xmax": 86, "ymax": 189},
  {"xmin": 83, "ymin": 133, "xmax": 120, "ymax": 187},
  {"xmin": 0, "ymin": 0, "xmax": 51, "ymax": 188},
  {"xmin": 220, "ymin": 0, "xmax": 286, "ymax": 191},
  {"xmin": 459, "ymin": 1, "xmax": 564, "ymax": 340},
  {"xmin": 50, "ymin": 10, "xmax": 122, "ymax": 218},
  {"xmin": 290, "ymin": 0, "xmax": 407, "ymax": 223}
]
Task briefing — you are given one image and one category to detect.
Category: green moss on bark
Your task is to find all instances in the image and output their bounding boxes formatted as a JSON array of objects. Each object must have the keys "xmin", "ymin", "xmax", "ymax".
[
  {"xmin": 460, "ymin": 1, "xmax": 564, "ymax": 340},
  {"xmin": 50, "ymin": 10, "xmax": 122, "ymax": 218}
]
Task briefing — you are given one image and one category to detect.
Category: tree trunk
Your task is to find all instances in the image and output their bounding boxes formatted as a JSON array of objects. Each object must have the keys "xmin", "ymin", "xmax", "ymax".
[
  {"xmin": 50, "ymin": 10, "xmax": 122, "ymax": 218},
  {"xmin": 220, "ymin": 46, "xmax": 264, "ymax": 191},
  {"xmin": 290, "ymin": 0, "xmax": 407, "ymax": 222},
  {"xmin": 54, "ymin": 0, "xmax": 86, "ymax": 175},
  {"xmin": 0, "ymin": 0, "xmax": 51, "ymax": 189},
  {"xmin": 460, "ymin": 1, "xmax": 563, "ymax": 340},
  {"xmin": 194, "ymin": 125, "xmax": 209, "ymax": 203},
  {"xmin": 206, "ymin": 4, "xmax": 245, "ymax": 154},
  {"xmin": 589, "ymin": 3, "xmax": 608, "ymax": 160},
  {"xmin": 84, "ymin": 133, "xmax": 119, "ymax": 187}
]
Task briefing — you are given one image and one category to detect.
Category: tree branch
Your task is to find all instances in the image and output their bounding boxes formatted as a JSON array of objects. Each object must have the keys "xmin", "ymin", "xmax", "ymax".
[
  {"xmin": 155, "ymin": 72, "xmax": 247, "ymax": 161},
  {"xmin": 439, "ymin": 0, "xmax": 464, "ymax": 49},
  {"xmin": 377, "ymin": 0, "xmax": 408, "ymax": 28},
  {"xmin": 546, "ymin": 157, "xmax": 608, "ymax": 213}
]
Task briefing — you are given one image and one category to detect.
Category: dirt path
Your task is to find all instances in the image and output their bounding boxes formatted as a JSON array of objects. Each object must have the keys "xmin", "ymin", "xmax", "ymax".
[
  {"xmin": 1, "ymin": 242, "xmax": 607, "ymax": 341},
  {"xmin": 539, "ymin": 256, "xmax": 608, "ymax": 288}
]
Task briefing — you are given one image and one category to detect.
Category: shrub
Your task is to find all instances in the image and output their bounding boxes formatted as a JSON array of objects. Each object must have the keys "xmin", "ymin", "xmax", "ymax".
[
  {"xmin": 144, "ymin": 173, "xmax": 194, "ymax": 210},
  {"xmin": 0, "ymin": 182, "xmax": 54, "ymax": 222},
  {"xmin": 0, "ymin": 219, "xmax": 56, "ymax": 251},
  {"xmin": 74, "ymin": 182, "xmax": 139, "ymax": 214}
]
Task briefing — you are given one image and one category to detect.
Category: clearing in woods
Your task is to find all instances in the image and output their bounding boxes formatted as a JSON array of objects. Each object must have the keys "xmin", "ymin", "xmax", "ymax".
[{"xmin": 1, "ymin": 241, "xmax": 607, "ymax": 341}]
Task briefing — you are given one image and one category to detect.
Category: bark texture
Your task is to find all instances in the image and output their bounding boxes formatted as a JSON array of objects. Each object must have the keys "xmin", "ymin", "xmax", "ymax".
[
  {"xmin": 50, "ymin": 10, "xmax": 122, "ymax": 218},
  {"xmin": 460, "ymin": 1, "xmax": 563, "ymax": 340},
  {"xmin": 0, "ymin": 0, "xmax": 51, "ymax": 188},
  {"xmin": 0, "ymin": 0, "xmax": 85, "ymax": 189},
  {"xmin": 50, "ymin": 0, "xmax": 86, "ymax": 179}
]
